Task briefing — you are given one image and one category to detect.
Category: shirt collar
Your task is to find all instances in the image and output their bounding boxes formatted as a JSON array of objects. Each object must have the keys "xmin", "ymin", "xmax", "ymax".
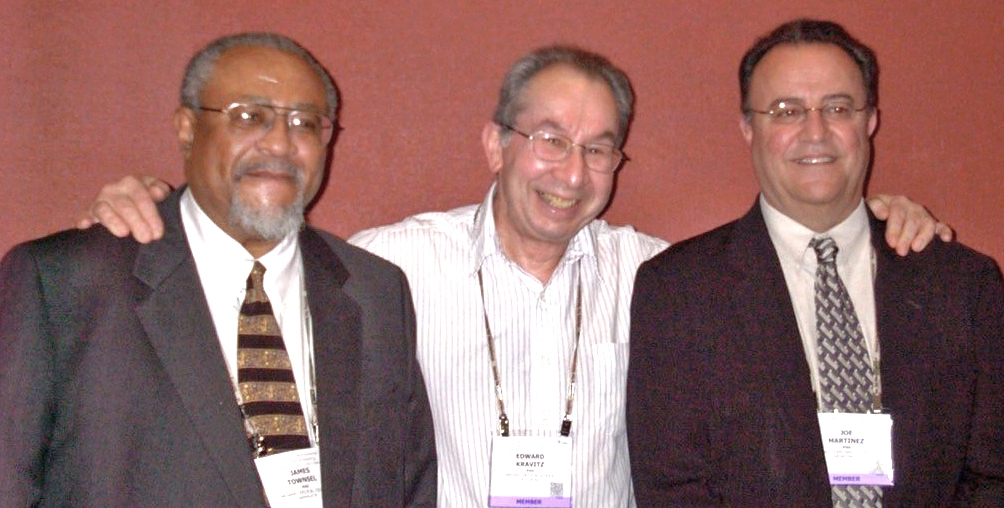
[
  {"xmin": 180, "ymin": 188, "xmax": 300, "ymax": 303},
  {"xmin": 761, "ymin": 194, "xmax": 870, "ymax": 267}
]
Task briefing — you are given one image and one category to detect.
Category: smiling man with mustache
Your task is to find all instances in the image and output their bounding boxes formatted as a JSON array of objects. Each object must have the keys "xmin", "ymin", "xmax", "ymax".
[{"xmin": 0, "ymin": 33, "xmax": 436, "ymax": 507}]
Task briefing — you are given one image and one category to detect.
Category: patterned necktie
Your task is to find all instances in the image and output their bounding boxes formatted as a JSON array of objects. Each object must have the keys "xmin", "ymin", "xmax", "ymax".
[
  {"xmin": 811, "ymin": 236, "xmax": 882, "ymax": 507},
  {"xmin": 237, "ymin": 261, "xmax": 310, "ymax": 457}
]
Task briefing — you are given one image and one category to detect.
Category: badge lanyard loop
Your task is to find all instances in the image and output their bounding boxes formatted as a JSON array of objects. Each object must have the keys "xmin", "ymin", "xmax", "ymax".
[
  {"xmin": 818, "ymin": 247, "xmax": 882, "ymax": 413},
  {"xmin": 477, "ymin": 268, "xmax": 582, "ymax": 438},
  {"xmin": 868, "ymin": 248, "xmax": 882, "ymax": 413}
]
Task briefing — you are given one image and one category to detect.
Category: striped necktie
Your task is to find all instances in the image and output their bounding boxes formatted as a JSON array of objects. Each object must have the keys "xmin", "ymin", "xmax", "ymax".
[
  {"xmin": 237, "ymin": 261, "xmax": 310, "ymax": 457},
  {"xmin": 811, "ymin": 236, "xmax": 881, "ymax": 507}
]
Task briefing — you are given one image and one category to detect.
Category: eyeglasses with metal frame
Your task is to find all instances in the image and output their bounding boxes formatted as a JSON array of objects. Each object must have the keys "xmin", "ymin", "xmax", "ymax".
[
  {"xmin": 745, "ymin": 99, "xmax": 870, "ymax": 125},
  {"xmin": 501, "ymin": 124, "xmax": 625, "ymax": 173},
  {"xmin": 197, "ymin": 102, "xmax": 337, "ymax": 144}
]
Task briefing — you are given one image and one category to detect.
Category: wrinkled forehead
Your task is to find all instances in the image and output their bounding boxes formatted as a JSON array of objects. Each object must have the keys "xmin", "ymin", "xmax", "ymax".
[
  {"xmin": 204, "ymin": 46, "xmax": 329, "ymax": 110},
  {"xmin": 515, "ymin": 65, "xmax": 619, "ymax": 137}
]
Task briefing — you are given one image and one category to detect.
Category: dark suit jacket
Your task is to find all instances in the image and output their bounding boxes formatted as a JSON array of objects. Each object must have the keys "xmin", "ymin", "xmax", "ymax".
[
  {"xmin": 0, "ymin": 190, "xmax": 436, "ymax": 507},
  {"xmin": 627, "ymin": 202, "xmax": 1004, "ymax": 507}
]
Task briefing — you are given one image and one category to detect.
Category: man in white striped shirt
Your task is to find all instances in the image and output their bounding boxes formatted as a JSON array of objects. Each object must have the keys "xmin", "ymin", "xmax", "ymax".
[
  {"xmin": 80, "ymin": 45, "xmax": 948, "ymax": 507},
  {"xmin": 348, "ymin": 48, "xmax": 666, "ymax": 507}
]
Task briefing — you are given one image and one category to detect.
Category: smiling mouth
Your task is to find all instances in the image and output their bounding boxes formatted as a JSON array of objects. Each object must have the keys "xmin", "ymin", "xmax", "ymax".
[
  {"xmin": 795, "ymin": 155, "xmax": 837, "ymax": 165},
  {"xmin": 243, "ymin": 170, "xmax": 294, "ymax": 179},
  {"xmin": 234, "ymin": 161, "xmax": 303, "ymax": 184},
  {"xmin": 538, "ymin": 191, "xmax": 578, "ymax": 209}
]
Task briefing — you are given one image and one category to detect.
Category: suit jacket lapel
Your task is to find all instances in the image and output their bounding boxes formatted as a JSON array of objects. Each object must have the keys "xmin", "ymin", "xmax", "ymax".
[
  {"xmin": 133, "ymin": 190, "xmax": 266, "ymax": 506},
  {"xmin": 299, "ymin": 228, "xmax": 361, "ymax": 503},
  {"xmin": 725, "ymin": 204, "xmax": 818, "ymax": 406},
  {"xmin": 724, "ymin": 204, "xmax": 829, "ymax": 479}
]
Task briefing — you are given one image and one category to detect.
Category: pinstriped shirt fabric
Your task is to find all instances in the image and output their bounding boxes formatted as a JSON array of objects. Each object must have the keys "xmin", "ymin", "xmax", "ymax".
[{"xmin": 350, "ymin": 186, "xmax": 668, "ymax": 507}]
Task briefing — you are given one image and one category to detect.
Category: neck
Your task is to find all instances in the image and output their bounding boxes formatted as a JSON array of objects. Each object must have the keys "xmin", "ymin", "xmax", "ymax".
[
  {"xmin": 766, "ymin": 196, "xmax": 861, "ymax": 234},
  {"xmin": 798, "ymin": 207, "xmax": 856, "ymax": 234},
  {"xmin": 241, "ymin": 238, "xmax": 280, "ymax": 259},
  {"xmin": 496, "ymin": 230, "xmax": 569, "ymax": 283},
  {"xmin": 489, "ymin": 187, "xmax": 578, "ymax": 283}
]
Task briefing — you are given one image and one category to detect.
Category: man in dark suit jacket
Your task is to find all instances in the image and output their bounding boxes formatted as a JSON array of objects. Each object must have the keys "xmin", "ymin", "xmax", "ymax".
[
  {"xmin": 0, "ymin": 33, "xmax": 435, "ymax": 507},
  {"xmin": 627, "ymin": 19, "xmax": 1004, "ymax": 507}
]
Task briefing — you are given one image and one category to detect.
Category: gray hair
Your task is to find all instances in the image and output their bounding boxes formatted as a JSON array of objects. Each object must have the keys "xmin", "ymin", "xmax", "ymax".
[
  {"xmin": 180, "ymin": 32, "xmax": 339, "ymax": 119},
  {"xmin": 492, "ymin": 46, "xmax": 634, "ymax": 146}
]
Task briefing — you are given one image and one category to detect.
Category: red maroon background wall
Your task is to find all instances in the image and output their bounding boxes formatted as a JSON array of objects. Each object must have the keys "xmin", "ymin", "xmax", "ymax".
[{"xmin": 3, "ymin": 1, "xmax": 1002, "ymax": 266}]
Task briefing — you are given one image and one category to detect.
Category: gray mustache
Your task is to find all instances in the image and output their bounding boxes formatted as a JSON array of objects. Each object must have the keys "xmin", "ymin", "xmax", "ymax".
[{"xmin": 233, "ymin": 161, "xmax": 302, "ymax": 182}]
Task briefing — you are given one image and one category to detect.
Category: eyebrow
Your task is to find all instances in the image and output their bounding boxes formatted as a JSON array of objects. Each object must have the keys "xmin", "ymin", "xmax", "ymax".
[
  {"xmin": 770, "ymin": 93, "xmax": 859, "ymax": 105},
  {"xmin": 532, "ymin": 119, "xmax": 617, "ymax": 145},
  {"xmin": 235, "ymin": 95, "xmax": 326, "ymax": 113}
]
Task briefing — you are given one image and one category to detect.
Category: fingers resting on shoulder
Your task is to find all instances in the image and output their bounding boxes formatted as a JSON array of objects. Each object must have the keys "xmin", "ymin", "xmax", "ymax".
[
  {"xmin": 75, "ymin": 175, "xmax": 172, "ymax": 244},
  {"xmin": 866, "ymin": 194, "xmax": 953, "ymax": 257}
]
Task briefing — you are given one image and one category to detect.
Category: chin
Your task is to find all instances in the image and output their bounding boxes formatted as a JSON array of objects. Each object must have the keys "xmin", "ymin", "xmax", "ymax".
[{"xmin": 229, "ymin": 198, "xmax": 306, "ymax": 242}]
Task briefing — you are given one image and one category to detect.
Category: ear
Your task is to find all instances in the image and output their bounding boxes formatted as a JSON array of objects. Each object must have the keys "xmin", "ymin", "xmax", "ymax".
[
  {"xmin": 866, "ymin": 108, "xmax": 879, "ymax": 137},
  {"xmin": 739, "ymin": 114, "xmax": 754, "ymax": 146},
  {"xmin": 481, "ymin": 122, "xmax": 504, "ymax": 176},
  {"xmin": 174, "ymin": 106, "xmax": 196, "ymax": 156}
]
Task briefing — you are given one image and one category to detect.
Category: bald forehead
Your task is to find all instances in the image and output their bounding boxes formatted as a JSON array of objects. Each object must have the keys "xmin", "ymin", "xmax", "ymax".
[
  {"xmin": 206, "ymin": 45, "xmax": 328, "ymax": 110},
  {"xmin": 751, "ymin": 43, "xmax": 867, "ymax": 96}
]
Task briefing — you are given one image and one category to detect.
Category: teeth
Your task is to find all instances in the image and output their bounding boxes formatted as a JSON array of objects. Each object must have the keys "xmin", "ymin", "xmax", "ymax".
[
  {"xmin": 797, "ymin": 156, "xmax": 836, "ymax": 164},
  {"xmin": 540, "ymin": 192, "xmax": 577, "ymax": 209}
]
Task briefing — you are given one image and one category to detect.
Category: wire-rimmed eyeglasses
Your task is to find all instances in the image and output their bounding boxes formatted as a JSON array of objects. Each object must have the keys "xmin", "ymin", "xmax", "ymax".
[
  {"xmin": 501, "ymin": 124, "xmax": 625, "ymax": 173},
  {"xmin": 197, "ymin": 102, "xmax": 337, "ymax": 144},
  {"xmin": 745, "ymin": 100, "xmax": 870, "ymax": 125}
]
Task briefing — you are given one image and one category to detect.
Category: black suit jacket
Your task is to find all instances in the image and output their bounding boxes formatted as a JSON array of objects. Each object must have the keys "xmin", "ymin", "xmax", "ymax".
[
  {"xmin": 0, "ymin": 190, "xmax": 437, "ymax": 507},
  {"xmin": 627, "ymin": 202, "xmax": 1004, "ymax": 507}
]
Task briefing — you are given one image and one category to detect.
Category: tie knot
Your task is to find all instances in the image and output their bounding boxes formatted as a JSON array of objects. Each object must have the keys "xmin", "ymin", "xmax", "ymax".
[
  {"xmin": 810, "ymin": 236, "xmax": 838, "ymax": 264},
  {"xmin": 247, "ymin": 261, "xmax": 267, "ymax": 291}
]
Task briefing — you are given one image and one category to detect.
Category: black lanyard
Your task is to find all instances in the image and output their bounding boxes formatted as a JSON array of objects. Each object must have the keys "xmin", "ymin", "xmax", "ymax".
[{"xmin": 477, "ymin": 267, "xmax": 582, "ymax": 437}]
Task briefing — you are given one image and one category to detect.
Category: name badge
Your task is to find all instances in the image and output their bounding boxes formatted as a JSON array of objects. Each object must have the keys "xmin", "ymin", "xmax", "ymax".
[
  {"xmin": 488, "ymin": 435, "xmax": 572, "ymax": 507},
  {"xmin": 817, "ymin": 412, "xmax": 894, "ymax": 486},
  {"xmin": 254, "ymin": 447, "xmax": 323, "ymax": 507}
]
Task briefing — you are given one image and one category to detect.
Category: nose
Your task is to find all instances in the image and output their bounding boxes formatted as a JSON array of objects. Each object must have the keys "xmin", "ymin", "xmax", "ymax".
[
  {"xmin": 552, "ymin": 145, "xmax": 590, "ymax": 187},
  {"xmin": 800, "ymin": 108, "xmax": 829, "ymax": 141},
  {"xmin": 254, "ymin": 115, "xmax": 297, "ymax": 156}
]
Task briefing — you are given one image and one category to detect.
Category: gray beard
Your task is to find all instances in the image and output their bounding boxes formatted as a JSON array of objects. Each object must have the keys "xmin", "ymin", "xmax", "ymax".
[
  {"xmin": 227, "ymin": 161, "xmax": 307, "ymax": 242},
  {"xmin": 228, "ymin": 192, "xmax": 305, "ymax": 242}
]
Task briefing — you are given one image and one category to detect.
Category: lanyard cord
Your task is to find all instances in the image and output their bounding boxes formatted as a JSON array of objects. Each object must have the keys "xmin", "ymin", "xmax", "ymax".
[{"xmin": 477, "ymin": 267, "xmax": 582, "ymax": 437}]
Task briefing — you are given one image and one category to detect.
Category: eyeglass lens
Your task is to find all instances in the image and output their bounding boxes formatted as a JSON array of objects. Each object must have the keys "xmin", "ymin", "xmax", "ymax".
[
  {"xmin": 526, "ymin": 131, "xmax": 621, "ymax": 172},
  {"xmin": 220, "ymin": 103, "xmax": 333, "ymax": 143}
]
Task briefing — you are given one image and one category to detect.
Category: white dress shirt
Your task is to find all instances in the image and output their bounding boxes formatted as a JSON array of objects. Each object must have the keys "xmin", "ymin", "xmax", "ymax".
[
  {"xmin": 350, "ymin": 185, "xmax": 668, "ymax": 507},
  {"xmin": 180, "ymin": 189, "xmax": 317, "ymax": 444},
  {"xmin": 761, "ymin": 196, "xmax": 879, "ymax": 403}
]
